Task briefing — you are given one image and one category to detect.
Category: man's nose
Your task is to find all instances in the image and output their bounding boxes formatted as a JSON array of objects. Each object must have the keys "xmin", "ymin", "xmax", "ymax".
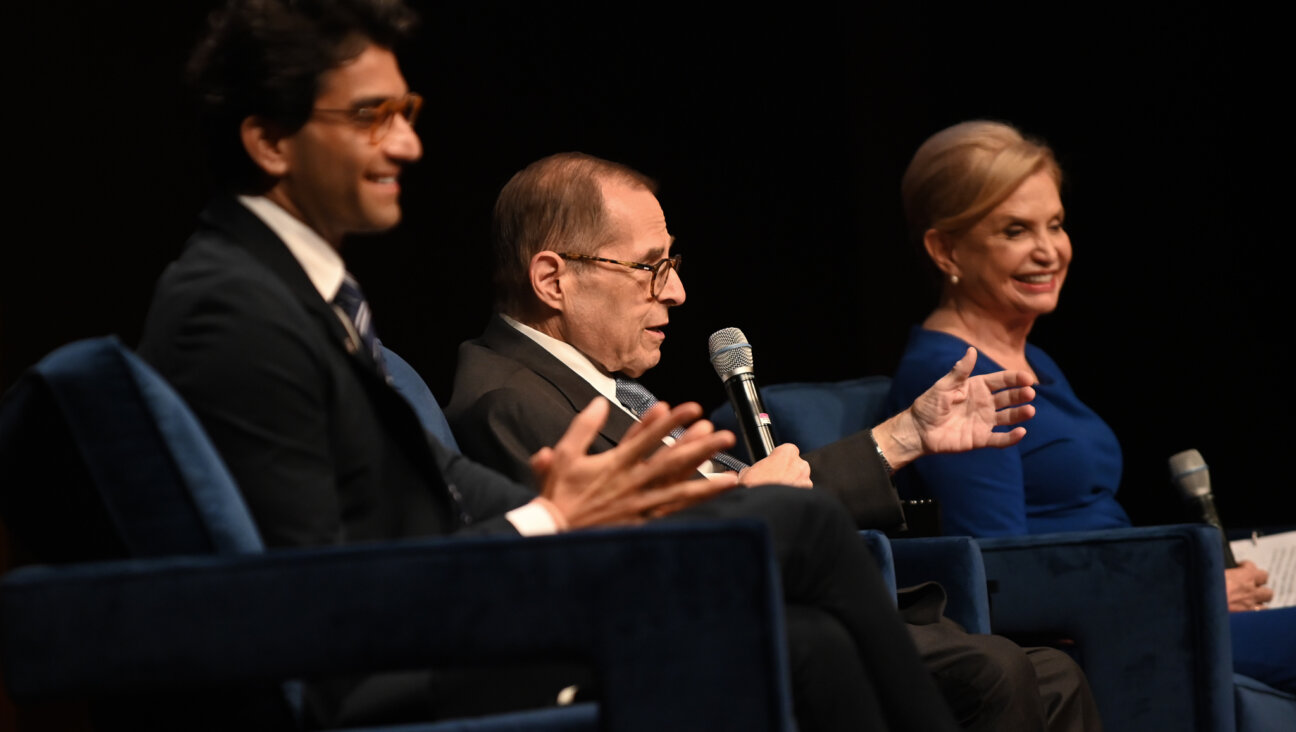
[
  {"xmin": 658, "ymin": 266, "xmax": 685, "ymax": 305},
  {"xmin": 383, "ymin": 113, "xmax": 422, "ymax": 162}
]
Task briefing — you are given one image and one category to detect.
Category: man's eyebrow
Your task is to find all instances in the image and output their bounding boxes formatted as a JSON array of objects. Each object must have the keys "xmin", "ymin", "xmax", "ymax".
[
  {"xmin": 641, "ymin": 236, "xmax": 675, "ymax": 263},
  {"xmin": 348, "ymin": 94, "xmax": 398, "ymax": 109}
]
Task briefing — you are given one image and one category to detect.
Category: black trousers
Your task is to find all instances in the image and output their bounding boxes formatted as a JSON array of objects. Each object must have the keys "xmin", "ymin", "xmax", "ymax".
[
  {"xmin": 675, "ymin": 485, "xmax": 961, "ymax": 732},
  {"xmin": 680, "ymin": 485, "xmax": 1100, "ymax": 732}
]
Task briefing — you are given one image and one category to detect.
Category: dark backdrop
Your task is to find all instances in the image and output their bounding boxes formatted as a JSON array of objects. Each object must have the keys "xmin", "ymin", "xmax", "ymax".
[{"xmin": 5, "ymin": 2, "xmax": 1288, "ymax": 530}]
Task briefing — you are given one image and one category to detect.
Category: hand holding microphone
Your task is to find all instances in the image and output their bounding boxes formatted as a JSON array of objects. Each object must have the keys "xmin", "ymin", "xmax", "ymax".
[
  {"xmin": 708, "ymin": 328, "xmax": 811, "ymax": 488},
  {"xmin": 708, "ymin": 327, "xmax": 776, "ymax": 461}
]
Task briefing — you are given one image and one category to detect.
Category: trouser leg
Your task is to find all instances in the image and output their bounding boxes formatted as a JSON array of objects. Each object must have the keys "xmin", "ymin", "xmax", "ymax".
[
  {"xmin": 784, "ymin": 604, "xmax": 884, "ymax": 732},
  {"xmin": 676, "ymin": 485, "xmax": 960, "ymax": 732}
]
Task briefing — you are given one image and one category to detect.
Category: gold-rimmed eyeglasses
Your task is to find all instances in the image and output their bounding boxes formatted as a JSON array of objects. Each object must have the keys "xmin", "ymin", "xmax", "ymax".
[
  {"xmin": 311, "ymin": 92, "xmax": 423, "ymax": 142},
  {"xmin": 558, "ymin": 252, "xmax": 683, "ymax": 298}
]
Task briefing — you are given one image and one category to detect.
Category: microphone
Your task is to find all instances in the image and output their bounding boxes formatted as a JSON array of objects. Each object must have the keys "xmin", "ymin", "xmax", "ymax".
[
  {"xmin": 1168, "ymin": 448, "xmax": 1237, "ymax": 568},
  {"xmin": 708, "ymin": 327, "xmax": 775, "ymax": 462}
]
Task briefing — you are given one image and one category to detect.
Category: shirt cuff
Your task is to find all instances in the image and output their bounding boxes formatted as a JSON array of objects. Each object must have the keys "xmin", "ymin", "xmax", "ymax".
[{"xmin": 506, "ymin": 498, "xmax": 566, "ymax": 536}]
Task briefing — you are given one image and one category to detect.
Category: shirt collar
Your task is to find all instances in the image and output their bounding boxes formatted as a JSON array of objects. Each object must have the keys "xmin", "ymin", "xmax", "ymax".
[
  {"xmin": 238, "ymin": 195, "xmax": 346, "ymax": 301},
  {"xmin": 499, "ymin": 314, "xmax": 627, "ymax": 413}
]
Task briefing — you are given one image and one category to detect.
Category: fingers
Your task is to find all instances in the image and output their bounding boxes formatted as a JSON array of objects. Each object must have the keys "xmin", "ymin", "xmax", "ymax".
[
  {"xmin": 641, "ymin": 428, "xmax": 736, "ymax": 480},
  {"xmin": 739, "ymin": 444, "xmax": 813, "ymax": 488},
  {"xmin": 638, "ymin": 474, "xmax": 739, "ymax": 519},
  {"xmin": 981, "ymin": 426, "xmax": 1028, "ymax": 448},
  {"xmin": 993, "ymin": 404, "xmax": 1035, "ymax": 427},
  {"xmin": 552, "ymin": 397, "xmax": 611, "ymax": 459},
  {"xmin": 947, "ymin": 347, "xmax": 977, "ymax": 380},
  {"xmin": 992, "ymin": 385, "xmax": 1036, "ymax": 409},
  {"xmin": 529, "ymin": 446, "xmax": 554, "ymax": 475},
  {"xmin": 979, "ymin": 369, "xmax": 1036, "ymax": 391},
  {"xmin": 617, "ymin": 401, "xmax": 705, "ymax": 461}
]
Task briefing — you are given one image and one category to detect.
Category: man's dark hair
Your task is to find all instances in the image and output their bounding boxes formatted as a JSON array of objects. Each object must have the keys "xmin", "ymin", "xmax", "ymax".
[
  {"xmin": 188, "ymin": 0, "xmax": 418, "ymax": 193},
  {"xmin": 492, "ymin": 152, "xmax": 657, "ymax": 317}
]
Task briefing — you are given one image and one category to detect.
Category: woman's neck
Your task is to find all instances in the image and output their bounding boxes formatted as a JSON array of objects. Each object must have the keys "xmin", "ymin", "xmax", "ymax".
[{"xmin": 922, "ymin": 298, "xmax": 1037, "ymax": 378}]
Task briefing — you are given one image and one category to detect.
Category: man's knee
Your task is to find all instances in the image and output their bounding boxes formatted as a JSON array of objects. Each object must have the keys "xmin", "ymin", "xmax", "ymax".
[{"xmin": 784, "ymin": 605, "xmax": 882, "ymax": 731}]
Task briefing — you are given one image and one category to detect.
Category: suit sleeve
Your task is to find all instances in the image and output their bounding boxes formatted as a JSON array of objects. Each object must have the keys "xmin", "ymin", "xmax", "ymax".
[
  {"xmin": 450, "ymin": 386, "xmax": 592, "ymax": 491},
  {"xmin": 427, "ymin": 436, "xmax": 536, "ymax": 533},
  {"xmin": 140, "ymin": 272, "xmax": 350, "ymax": 547},
  {"xmin": 805, "ymin": 433, "xmax": 908, "ymax": 531}
]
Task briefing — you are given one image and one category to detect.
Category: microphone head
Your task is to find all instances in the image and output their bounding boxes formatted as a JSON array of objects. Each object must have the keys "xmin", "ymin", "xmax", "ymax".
[
  {"xmin": 708, "ymin": 327, "xmax": 754, "ymax": 380},
  {"xmin": 1168, "ymin": 448, "xmax": 1211, "ymax": 498}
]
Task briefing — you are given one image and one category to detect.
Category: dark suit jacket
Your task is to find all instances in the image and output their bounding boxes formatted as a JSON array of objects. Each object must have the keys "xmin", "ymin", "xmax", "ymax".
[
  {"xmin": 138, "ymin": 197, "xmax": 534, "ymax": 549},
  {"xmin": 446, "ymin": 315, "xmax": 907, "ymax": 531}
]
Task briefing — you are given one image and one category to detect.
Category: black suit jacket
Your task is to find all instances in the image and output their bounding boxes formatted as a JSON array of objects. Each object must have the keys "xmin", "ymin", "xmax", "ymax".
[
  {"xmin": 138, "ymin": 197, "xmax": 533, "ymax": 548},
  {"xmin": 446, "ymin": 315, "xmax": 907, "ymax": 530}
]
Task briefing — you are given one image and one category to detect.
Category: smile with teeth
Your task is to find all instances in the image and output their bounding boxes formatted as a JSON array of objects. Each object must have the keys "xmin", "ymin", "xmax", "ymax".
[{"xmin": 1014, "ymin": 273, "xmax": 1054, "ymax": 284}]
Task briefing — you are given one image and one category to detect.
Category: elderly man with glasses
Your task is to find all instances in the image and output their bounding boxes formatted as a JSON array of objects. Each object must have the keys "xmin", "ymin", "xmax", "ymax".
[{"xmin": 446, "ymin": 151, "xmax": 1103, "ymax": 732}]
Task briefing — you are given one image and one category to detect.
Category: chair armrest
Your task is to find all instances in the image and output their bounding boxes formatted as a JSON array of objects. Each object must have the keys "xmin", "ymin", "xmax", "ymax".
[
  {"xmin": 889, "ymin": 536, "xmax": 990, "ymax": 634},
  {"xmin": 976, "ymin": 524, "xmax": 1233, "ymax": 732},
  {"xmin": 2, "ymin": 521, "xmax": 793, "ymax": 732}
]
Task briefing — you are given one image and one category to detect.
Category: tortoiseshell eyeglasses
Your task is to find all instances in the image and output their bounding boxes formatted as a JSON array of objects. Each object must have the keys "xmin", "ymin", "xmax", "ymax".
[{"xmin": 558, "ymin": 252, "xmax": 683, "ymax": 298}]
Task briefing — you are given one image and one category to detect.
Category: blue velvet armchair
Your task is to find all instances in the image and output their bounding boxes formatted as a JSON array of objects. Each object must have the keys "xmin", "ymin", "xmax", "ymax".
[
  {"xmin": 711, "ymin": 375, "xmax": 1295, "ymax": 732},
  {"xmin": 0, "ymin": 337, "xmax": 796, "ymax": 731}
]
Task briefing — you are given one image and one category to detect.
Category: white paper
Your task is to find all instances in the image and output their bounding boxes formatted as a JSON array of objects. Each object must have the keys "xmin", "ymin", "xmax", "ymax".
[{"xmin": 1231, "ymin": 530, "xmax": 1296, "ymax": 609}]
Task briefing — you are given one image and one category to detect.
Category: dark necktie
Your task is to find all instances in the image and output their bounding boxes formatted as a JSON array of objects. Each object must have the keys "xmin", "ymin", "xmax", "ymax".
[
  {"xmin": 334, "ymin": 273, "xmax": 472, "ymax": 524},
  {"xmin": 333, "ymin": 272, "xmax": 389, "ymax": 377},
  {"xmin": 614, "ymin": 376, "xmax": 748, "ymax": 472}
]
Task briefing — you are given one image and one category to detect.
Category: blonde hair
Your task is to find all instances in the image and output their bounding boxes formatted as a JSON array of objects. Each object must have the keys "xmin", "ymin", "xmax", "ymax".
[{"xmin": 901, "ymin": 120, "xmax": 1061, "ymax": 243}]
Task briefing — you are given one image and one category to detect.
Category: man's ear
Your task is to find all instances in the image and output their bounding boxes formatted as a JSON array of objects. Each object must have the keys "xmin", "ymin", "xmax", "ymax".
[
  {"xmin": 922, "ymin": 228, "xmax": 960, "ymax": 280},
  {"xmin": 240, "ymin": 116, "xmax": 291, "ymax": 178},
  {"xmin": 530, "ymin": 251, "xmax": 568, "ymax": 311}
]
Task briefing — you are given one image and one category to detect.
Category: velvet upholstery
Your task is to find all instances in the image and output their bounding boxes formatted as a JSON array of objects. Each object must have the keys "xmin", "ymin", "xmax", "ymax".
[
  {"xmin": 859, "ymin": 531, "xmax": 991, "ymax": 635},
  {"xmin": 0, "ymin": 337, "xmax": 796, "ymax": 731},
  {"xmin": 977, "ymin": 526, "xmax": 1235, "ymax": 731},
  {"xmin": 714, "ymin": 374, "xmax": 1295, "ymax": 732},
  {"xmin": 711, "ymin": 376, "xmax": 893, "ymax": 464}
]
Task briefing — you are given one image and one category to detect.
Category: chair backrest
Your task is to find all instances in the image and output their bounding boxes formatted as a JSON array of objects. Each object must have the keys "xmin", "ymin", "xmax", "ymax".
[
  {"xmin": 382, "ymin": 345, "xmax": 461, "ymax": 452},
  {"xmin": 710, "ymin": 376, "xmax": 893, "ymax": 463},
  {"xmin": 0, "ymin": 336, "xmax": 263, "ymax": 563}
]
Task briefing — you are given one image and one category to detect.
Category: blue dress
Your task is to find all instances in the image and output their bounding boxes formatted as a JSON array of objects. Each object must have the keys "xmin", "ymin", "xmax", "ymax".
[
  {"xmin": 884, "ymin": 327, "xmax": 1129, "ymax": 537},
  {"xmin": 886, "ymin": 326, "xmax": 1295, "ymax": 693}
]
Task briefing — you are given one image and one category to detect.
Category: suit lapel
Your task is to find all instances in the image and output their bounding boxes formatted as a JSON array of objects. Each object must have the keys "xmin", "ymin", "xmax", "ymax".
[
  {"xmin": 479, "ymin": 316, "xmax": 641, "ymax": 449},
  {"xmin": 196, "ymin": 197, "xmax": 382, "ymax": 378},
  {"xmin": 196, "ymin": 198, "xmax": 457, "ymax": 523}
]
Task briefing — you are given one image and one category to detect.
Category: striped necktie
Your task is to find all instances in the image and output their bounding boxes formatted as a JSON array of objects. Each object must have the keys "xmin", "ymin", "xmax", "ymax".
[
  {"xmin": 333, "ymin": 272, "xmax": 388, "ymax": 377},
  {"xmin": 614, "ymin": 376, "xmax": 748, "ymax": 472}
]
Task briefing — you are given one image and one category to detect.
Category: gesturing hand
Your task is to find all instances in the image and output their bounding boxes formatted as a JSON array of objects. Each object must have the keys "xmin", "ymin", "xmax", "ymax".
[
  {"xmin": 530, "ymin": 397, "xmax": 740, "ymax": 529},
  {"xmin": 873, "ymin": 347, "xmax": 1036, "ymax": 471}
]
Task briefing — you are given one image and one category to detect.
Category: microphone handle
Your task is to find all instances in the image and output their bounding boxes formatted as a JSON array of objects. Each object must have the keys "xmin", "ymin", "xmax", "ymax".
[
  {"xmin": 1195, "ymin": 494, "xmax": 1238, "ymax": 568},
  {"xmin": 723, "ymin": 372, "xmax": 775, "ymax": 461}
]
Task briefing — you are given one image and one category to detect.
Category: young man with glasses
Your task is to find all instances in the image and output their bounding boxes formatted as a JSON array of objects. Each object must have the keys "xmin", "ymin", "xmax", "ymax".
[
  {"xmin": 446, "ymin": 151, "xmax": 1102, "ymax": 732},
  {"xmin": 138, "ymin": 1, "xmax": 756, "ymax": 726}
]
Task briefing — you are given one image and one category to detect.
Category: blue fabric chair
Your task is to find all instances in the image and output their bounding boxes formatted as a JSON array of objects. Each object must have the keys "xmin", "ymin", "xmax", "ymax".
[
  {"xmin": 0, "ymin": 337, "xmax": 795, "ymax": 731},
  {"xmin": 712, "ymin": 375, "xmax": 1295, "ymax": 732},
  {"xmin": 860, "ymin": 530, "xmax": 991, "ymax": 635}
]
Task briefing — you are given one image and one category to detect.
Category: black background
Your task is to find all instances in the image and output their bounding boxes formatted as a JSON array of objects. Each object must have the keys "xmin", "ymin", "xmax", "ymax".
[{"xmin": 5, "ymin": 2, "xmax": 1290, "ymax": 530}]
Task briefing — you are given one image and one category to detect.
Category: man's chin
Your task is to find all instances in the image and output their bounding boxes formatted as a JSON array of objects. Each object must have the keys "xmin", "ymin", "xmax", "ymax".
[
  {"xmin": 353, "ymin": 208, "xmax": 403, "ymax": 236},
  {"xmin": 622, "ymin": 353, "xmax": 662, "ymax": 380}
]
